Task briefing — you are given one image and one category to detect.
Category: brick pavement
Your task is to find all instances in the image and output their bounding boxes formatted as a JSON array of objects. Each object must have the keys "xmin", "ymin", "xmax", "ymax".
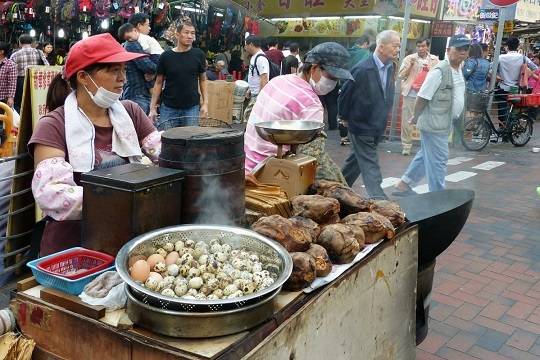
[{"xmin": 326, "ymin": 128, "xmax": 540, "ymax": 359}]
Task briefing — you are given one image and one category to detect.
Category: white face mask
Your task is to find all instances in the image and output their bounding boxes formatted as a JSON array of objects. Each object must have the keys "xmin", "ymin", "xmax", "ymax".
[
  {"xmin": 84, "ymin": 74, "xmax": 122, "ymax": 109},
  {"xmin": 310, "ymin": 73, "xmax": 338, "ymax": 96}
]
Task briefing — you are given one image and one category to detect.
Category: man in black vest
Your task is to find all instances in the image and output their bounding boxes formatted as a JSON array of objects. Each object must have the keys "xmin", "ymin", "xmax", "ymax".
[{"xmin": 338, "ymin": 30, "xmax": 401, "ymax": 199}]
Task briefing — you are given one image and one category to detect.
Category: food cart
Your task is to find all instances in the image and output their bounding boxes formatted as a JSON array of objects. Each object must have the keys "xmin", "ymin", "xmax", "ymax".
[{"xmin": 12, "ymin": 226, "xmax": 418, "ymax": 360}]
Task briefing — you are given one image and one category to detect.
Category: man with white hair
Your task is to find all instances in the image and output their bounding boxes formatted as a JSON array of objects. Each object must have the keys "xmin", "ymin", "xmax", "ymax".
[
  {"xmin": 393, "ymin": 35, "xmax": 470, "ymax": 195},
  {"xmin": 338, "ymin": 30, "xmax": 400, "ymax": 199},
  {"xmin": 206, "ymin": 60, "xmax": 229, "ymax": 81}
]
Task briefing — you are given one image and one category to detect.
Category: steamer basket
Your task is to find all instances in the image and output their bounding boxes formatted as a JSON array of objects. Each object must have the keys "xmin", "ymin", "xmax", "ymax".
[{"xmin": 116, "ymin": 225, "xmax": 292, "ymax": 312}]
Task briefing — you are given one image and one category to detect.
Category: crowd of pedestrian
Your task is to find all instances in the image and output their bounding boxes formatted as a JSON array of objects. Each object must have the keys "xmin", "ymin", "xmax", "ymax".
[{"xmin": 0, "ymin": 14, "xmax": 538, "ymax": 201}]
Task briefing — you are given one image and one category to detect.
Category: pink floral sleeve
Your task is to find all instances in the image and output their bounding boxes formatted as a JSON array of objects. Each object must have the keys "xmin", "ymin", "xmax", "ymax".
[
  {"xmin": 140, "ymin": 130, "xmax": 162, "ymax": 164},
  {"xmin": 32, "ymin": 157, "xmax": 83, "ymax": 221}
]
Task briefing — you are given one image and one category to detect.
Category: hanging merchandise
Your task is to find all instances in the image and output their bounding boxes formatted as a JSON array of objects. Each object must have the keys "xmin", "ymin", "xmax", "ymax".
[
  {"xmin": 0, "ymin": 2, "xmax": 14, "ymax": 26},
  {"xmin": 94, "ymin": 0, "xmax": 112, "ymax": 19},
  {"xmin": 24, "ymin": 0, "xmax": 38, "ymax": 21},
  {"xmin": 60, "ymin": 0, "xmax": 77, "ymax": 23},
  {"xmin": 78, "ymin": 0, "xmax": 93, "ymax": 13},
  {"xmin": 153, "ymin": 1, "xmax": 170, "ymax": 27}
]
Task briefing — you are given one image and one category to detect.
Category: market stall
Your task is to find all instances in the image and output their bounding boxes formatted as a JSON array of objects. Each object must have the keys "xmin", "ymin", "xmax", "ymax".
[{"xmin": 1, "ymin": 121, "xmax": 429, "ymax": 359}]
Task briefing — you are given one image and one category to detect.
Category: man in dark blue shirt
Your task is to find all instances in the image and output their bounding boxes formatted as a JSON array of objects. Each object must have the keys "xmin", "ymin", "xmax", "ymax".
[{"xmin": 120, "ymin": 24, "xmax": 157, "ymax": 114}]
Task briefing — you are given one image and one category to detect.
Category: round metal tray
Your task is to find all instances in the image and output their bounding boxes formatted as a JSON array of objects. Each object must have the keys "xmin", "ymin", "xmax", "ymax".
[
  {"xmin": 126, "ymin": 286, "xmax": 277, "ymax": 338},
  {"xmin": 116, "ymin": 225, "xmax": 292, "ymax": 312},
  {"xmin": 254, "ymin": 120, "xmax": 323, "ymax": 145}
]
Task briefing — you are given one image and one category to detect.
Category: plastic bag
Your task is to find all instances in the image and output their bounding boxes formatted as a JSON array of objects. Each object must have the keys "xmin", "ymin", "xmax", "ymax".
[
  {"xmin": 79, "ymin": 282, "xmax": 127, "ymax": 311},
  {"xmin": 11, "ymin": 109, "xmax": 20, "ymax": 129}
]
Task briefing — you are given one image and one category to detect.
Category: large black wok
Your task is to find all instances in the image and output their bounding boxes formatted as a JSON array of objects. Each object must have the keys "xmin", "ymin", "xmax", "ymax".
[
  {"xmin": 397, "ymin": 189, "xmax": 475, "ymax": 267},
  {"xmin": 396, "ymin": 189, "xmax": 475, "ymax": 344}
]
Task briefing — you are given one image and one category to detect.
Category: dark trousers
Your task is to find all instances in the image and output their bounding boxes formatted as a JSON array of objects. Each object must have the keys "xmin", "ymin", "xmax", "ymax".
[
  {"xmin": 319, "ymin": 87, "xmax": 339, "ymax": 130},
  {"xmin": 14, "ymin": 76, "xmax": 25, "ymax": 113},
  {"xmin": 341, "ymin": 134, "xmax": 387, "ymax": 199}
]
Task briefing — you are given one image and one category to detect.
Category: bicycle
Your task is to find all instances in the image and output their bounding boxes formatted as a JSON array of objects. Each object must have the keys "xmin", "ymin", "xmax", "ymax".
[{"xmin": 461, "ymin": 90, "xmax": 534, "ymax": 151}]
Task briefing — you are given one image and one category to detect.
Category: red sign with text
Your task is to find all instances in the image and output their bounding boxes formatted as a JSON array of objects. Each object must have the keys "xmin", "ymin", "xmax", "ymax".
[{"xmin": 488, "ymin": 0, "xmax": 519, "ymax": 6}]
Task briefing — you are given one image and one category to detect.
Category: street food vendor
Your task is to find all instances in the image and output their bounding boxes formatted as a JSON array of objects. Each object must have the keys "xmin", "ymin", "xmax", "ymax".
[
  {"xmin": 244, "ymin": 42, "xmax": 353, "ymax": 184},
  {"xmin": 28, "ymin": 34, "xmax": 162, "ymax": 256}
]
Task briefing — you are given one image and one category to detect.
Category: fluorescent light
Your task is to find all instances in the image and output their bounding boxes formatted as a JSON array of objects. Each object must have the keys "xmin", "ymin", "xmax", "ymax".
[
  {"xmin": 270, "ymin": 18, "xmax": 303, "ymax": 22},
  {"xmin": 29, "ymin": 29, "xmax": 36, "ymax": 37},
  {"xmin": 58, "ymin": 29, "xmax": 65, "ymax": 38},
  {"xmin": 412, "ymin": 19, "xmax": 431, "ymax": 24},
  {"xmin": 389, "ymin": 16, "xmax": 403, "ymax": 20},
  {"xmin": 101, "ymin": 19, "xmax": 109, "ymax": 30},
  {"xmin": 344, "ymin": 15, "xmax": 381, "ymax": 19},
  {"xmin": 306, "ymin": 16, "xmax": 340, "ymax": 20},
  {"xmin": 216, "ymin": 13, "xmax": 224, "ymax": 17},
  {"xmin": 183, "ymin": 6, "xmax": 203, "ymax": 13},
  {"xmin": 82, "ymin": 31, "xmax": 89, "ymax": 39}
]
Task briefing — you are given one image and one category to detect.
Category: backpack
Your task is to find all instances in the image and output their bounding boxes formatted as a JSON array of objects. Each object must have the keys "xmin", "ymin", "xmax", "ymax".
[{"xmin": 252, "ymin": 53, "xmax": 280, "ymax": 80}]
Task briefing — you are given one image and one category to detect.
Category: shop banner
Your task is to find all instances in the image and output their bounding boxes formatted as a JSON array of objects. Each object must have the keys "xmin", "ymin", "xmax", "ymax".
[
  {"xmin": 515, "ymin": 0, "xmax": 540, "ymax": 22},
  {"xmin": 443, "ymin": 0, "xmax": 482, "ymax": 21},
  {"xmin": 493, "ymin": 20, "xmax": 514, "ymax": 33},
  {"xmin": 235, "ymin": 0, "xmax": 439, "ymax": 19},
  {"xmin": 274, "ymin": 17, "xmax": 425, "ymax": 38}
]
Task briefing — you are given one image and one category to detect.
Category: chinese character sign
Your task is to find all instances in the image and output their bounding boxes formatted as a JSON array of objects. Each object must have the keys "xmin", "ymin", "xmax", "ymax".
[
  {"xmin": 443, "ymin": 0, "xmax": 482, "ymax": 21},
  {"xmin": 29, "ymin": 66, "xmax": 63, "ymax": 128}
]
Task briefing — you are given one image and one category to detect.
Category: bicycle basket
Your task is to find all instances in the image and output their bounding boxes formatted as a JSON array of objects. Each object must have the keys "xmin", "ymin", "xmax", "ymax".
[{"xmin": 466, "ymin": 91, "xmax": 490, "ymax": 112}]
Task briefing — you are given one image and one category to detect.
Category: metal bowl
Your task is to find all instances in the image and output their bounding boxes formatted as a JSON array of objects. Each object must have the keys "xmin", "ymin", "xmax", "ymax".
[
  {"xmin": 254, "ymin": 120, "xmax": 324, "ymax": 145},
  {"xmin": 116, "ymin": 225, "xmax": 292, "ymax": 312},
  {"xmin": 126, "ymin": 285, "xmax": 278, "ymax": 338}
]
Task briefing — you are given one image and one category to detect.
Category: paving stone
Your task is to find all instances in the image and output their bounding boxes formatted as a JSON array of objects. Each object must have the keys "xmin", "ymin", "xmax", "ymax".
[
  {"xmin": 418, "ymin": 331, "xmax": 450, "ymax": 354},
  {"xmin": 446, "ymin": 331, "xmax": 480, "ymax": 353},
  {"xmin": 506, "ymin": 329, "xmax": 538, "ymax": 352},
  {"xmin": 499, "ymin": 344, "xmax": 540, "ymax": 360},
  {"xmin": 506, "ymin": 302, "xmax": 536, "ymax": 320},
  {"xmin": 475, "ymin": 329, "xmax": 511, "ymax": 352},
  {"xmin": 453, "ymin": 303, "xmax": 483, "ymax": 321},
  {"xmin": 436, "ymin": 347, "xmax": 483, "ymax": 360},
  {"xmin": 479, "ymin": 302, "xmax": 510, "ymax": 321},
  {"xmin": 468, "ymin": 345, "xmax": 513, "ymax": 360},
  {"xmin": 473, "ymin": 316, "xmax": 515, "ymax": 336}
]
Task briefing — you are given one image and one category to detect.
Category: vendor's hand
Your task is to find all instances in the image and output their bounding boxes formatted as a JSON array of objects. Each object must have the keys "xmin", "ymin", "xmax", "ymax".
[
  {"xmin": 200, "ymin": 103, "xmax": 209, "ymax": 118},
  {"xmin": 408, "ymin": 115, "xmax": 417, "ymax": 125},
  {"xmin": 149, "ymin": 108, "xmax": 159, "ymax": 123},
  {"xmin": 246, "ymin": 89, "xmax": 251, "ymax": 99},
  {"xmin": 6, "ymin": 97, "xmax": 14, "ymax": 108}
]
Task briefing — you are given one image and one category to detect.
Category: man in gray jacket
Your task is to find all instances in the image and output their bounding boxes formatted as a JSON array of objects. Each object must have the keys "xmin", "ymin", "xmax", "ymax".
[{"xmin": 393, "ymin": 35, "xmax": 470, "ymax": 195}]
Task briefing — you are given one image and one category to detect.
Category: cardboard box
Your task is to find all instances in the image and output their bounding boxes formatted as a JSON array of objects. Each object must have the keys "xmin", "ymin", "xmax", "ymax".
[{"xmin": 207, "ymin": 80, "xmax": 235, "ymax": 124}]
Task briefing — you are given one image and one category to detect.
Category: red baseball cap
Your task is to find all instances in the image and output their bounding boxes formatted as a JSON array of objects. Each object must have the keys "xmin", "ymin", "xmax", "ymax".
[{"xmin": 64, "ymin": 33, "xmax": 147, "ymax": 79}]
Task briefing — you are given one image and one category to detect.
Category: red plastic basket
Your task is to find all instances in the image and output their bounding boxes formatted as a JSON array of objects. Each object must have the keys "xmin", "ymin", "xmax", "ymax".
[
  {"xmin": 37, "ymin": 248, "xmax": 115, "ymax": 280},
  {"xmin": 507, "ymin": 94, "xmax": 540, "ymax": 107}
]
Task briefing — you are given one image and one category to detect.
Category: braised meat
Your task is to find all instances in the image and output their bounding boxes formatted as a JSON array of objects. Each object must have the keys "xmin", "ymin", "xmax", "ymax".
[
  {"xmin": 284, "ymin": 252, "xmax": 317, "ymax": 291},
  {"xmin": 310, "ymin": 180, "xmax": 371, "ymax": 216},
  {"xmin": 306, "ymin": 244, "xmax": 333, "ymax": 277},
  {"xmin": 370, "ymin": 200, "xmax": 406, "ymax": 227},
  {"xmin": 342, "ymin": 212, "xmax": 395, "ymax": 244},
  {"xmin": 316, "ymin": 224, "xmax": 360, "ymax": 264},
  {"xmin": 289, "ymin": 216, "xmax": 321, "ymax": 241},
  {"xmin": 291, "ymin": 195, "xmax": 340, "ymax": 224},
  {"xmin": 251, "ymin": 215, "xmax": 311, "ymax": 252}
]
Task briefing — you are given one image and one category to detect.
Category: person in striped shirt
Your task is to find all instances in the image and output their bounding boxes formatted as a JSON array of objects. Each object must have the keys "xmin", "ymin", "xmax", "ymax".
[{"xmin": 244, "ymin": 42, "xmax": 353, "ymax": 183}]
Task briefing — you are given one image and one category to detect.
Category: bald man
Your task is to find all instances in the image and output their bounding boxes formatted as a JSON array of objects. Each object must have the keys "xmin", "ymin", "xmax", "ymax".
[{"xmin": 207, "ymin": 60, "xmax": 229, "ymax": 81}]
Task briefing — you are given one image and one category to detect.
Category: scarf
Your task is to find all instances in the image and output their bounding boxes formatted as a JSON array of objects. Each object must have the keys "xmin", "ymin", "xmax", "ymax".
[{"xmin": 64, "ymin": 92, "xmax": 142, "ymax": 172}]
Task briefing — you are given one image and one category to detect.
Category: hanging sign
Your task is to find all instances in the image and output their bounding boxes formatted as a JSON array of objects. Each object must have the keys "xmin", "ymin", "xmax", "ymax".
[
  {"xmin": 431, "ymin": 21, "xmax": 454, "ymax": 37},
  {"xmin": 479, "ymin": 8, "xmax": 499, "ymax": 20}
]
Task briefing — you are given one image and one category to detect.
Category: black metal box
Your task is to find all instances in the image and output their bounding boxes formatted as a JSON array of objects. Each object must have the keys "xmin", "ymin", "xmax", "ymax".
[{"xmin": 81, "ymin": 163, "xmax": 184, "ymax": 255}]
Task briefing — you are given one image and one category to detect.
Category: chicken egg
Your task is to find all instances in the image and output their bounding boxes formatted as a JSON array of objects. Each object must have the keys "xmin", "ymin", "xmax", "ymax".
[
  {"xmin": 128, "ymin": 255, "xmax": 147, "ymax": 268},
  {"xmin": 148, "ymin": 272, "xmax": 163, "ymax": 282},
  {"xmin": 130, "ymin": 260, "xmax": 150, "ymax": 282},
  {"xmin": 147, "ymin": 254, "xmax": 165, "ymax": 269},
  {"xmin": 165, "ymin": 251, "xmax": 179, "ymax": 265}
]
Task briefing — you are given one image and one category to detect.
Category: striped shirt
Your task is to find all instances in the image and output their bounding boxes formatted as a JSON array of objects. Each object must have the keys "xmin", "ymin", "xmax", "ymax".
[
  {"xmin": 244, "ymin": 74, "xmax": 323, "ymax": 173},
  {"xmin": 10, "ymin": 46, "xmax": 49, "ymax": 77}
]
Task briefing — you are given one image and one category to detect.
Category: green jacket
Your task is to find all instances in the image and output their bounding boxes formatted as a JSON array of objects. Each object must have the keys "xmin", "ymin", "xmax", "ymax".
[{"xmin": 347, "ymin": 47, "xmax": 370, "ymax": 70}]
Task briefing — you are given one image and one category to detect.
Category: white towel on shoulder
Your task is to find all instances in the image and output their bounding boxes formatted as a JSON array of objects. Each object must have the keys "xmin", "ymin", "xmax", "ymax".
[{"xmin": 64, "ymin": 92, "xmax": 142, "ymax": 172}]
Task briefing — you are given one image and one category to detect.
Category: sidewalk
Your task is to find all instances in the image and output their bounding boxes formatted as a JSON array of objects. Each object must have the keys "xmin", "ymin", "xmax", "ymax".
[{"xmin": 327, "ymin": 129, "xmax": 540, "ymax": 360}]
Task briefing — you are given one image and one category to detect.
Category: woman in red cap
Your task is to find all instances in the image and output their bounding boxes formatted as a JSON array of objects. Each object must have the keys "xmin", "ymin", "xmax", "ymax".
[{"xmin": 28, "ymin": 33, "xmax": 162, "ymax": 256}]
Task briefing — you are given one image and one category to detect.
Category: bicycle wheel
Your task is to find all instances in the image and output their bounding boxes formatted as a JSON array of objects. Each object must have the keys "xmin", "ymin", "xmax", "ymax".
[
  {"xmin": 461, "ymin": 114, "xmax": 491, "ymax": 151},
  {"xmin": 509, "ymin": 114, "xmax": 533, "ymax": 147}
]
